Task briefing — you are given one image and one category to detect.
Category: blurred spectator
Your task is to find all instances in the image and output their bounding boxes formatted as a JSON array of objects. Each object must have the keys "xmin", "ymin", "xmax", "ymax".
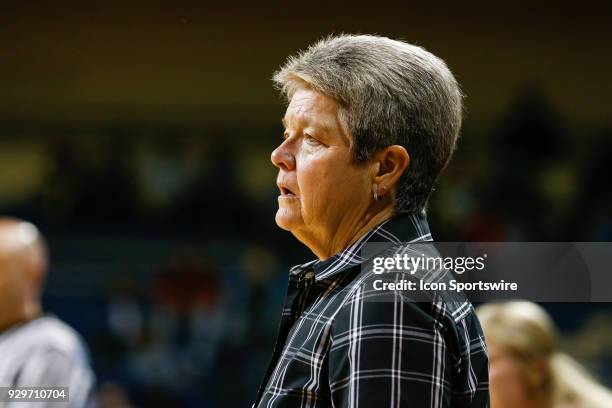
[
  {"xmin": 0, "ymin": 218, "xmax": 96, "ymax": 407},
  {"xmin": 111, "ymin": 254, "xmax": 225, "ymax": 406},
  {"xmin": 477, "ymin": 301, "xmax": 612, "ymax": 408}
]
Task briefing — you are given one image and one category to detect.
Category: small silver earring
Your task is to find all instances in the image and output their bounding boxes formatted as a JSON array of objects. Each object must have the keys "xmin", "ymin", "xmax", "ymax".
[{"xmin": 373, "ymin": 184, "xmax": 379, "ymax": 201}]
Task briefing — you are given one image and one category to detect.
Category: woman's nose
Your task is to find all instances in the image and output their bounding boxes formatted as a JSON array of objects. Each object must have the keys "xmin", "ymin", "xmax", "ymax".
[{"xmin": 271, "ymin": 143, "xmax": 295, "ymax": 170}]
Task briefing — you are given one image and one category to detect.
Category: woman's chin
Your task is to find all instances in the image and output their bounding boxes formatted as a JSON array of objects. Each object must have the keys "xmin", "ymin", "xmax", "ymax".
[{"xmin": 275, "ymin": 208, "xmax": 302, "ymax": 231}]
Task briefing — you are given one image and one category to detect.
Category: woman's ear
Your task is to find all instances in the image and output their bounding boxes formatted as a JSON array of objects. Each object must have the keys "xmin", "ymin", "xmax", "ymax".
[{"xmin": 372, "ymin": 145, "xmax": 410, "ymax": 197}]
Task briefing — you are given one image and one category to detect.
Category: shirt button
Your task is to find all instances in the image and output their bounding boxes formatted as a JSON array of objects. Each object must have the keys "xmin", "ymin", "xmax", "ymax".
[{"xmin": 304, "ymin": 271, "xmax": 315, "ymax": 280}]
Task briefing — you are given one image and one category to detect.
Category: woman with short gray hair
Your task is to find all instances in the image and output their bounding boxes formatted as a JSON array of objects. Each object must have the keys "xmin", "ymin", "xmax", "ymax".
[{"xmin": 254, "ymin": 34, "xmax": 489, "ymax": 407}]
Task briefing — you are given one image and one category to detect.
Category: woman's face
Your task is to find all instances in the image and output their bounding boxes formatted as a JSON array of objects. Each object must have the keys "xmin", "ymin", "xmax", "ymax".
[
  {"xmin": 271, "ymin": 88, "xmax": 373, "ymax": 255},
  {"xmin": 488, "ymin": 343, "xmax": 535, "ymax": 408}
]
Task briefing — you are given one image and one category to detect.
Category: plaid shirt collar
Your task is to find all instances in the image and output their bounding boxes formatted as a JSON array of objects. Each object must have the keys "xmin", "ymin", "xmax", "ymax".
[{"xmin": 289, "ymin": 210, "xmax": 432, "ymax": 282}]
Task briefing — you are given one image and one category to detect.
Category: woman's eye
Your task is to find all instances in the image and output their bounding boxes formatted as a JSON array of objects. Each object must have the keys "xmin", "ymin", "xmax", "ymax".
[{"xmin": 304, "ymin": 134, "xmax": 320, "ymax": 145}]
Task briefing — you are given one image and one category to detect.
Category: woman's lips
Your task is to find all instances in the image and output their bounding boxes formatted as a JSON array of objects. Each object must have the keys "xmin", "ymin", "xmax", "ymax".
[{"xmin": 280, "ymin": 186, "xmax": 298, "ymax": 197}]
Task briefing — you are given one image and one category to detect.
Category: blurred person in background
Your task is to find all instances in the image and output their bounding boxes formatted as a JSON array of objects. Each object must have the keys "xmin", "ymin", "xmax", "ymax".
[
  {"xmin": 477, "ymin": 301, "xmax": 612, "ymax": 408},
  {"xmin": 0, "ymin": 218, "xmax": 95, "ymax": 408},
  {"xmin": 254, "ymin": 34, "xmax": 488, "ymax": 407}
]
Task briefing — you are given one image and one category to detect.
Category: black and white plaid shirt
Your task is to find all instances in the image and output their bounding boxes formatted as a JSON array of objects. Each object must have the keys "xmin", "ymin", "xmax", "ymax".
[{"xmin": 254, "ymin": 212, "xmax": 489, "ymax": 407}]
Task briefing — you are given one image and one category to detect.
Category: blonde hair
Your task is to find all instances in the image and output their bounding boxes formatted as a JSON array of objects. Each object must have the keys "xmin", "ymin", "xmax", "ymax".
[{"xmin": 477, "ymin": 301, "xmax": 612, "ymax": 408}]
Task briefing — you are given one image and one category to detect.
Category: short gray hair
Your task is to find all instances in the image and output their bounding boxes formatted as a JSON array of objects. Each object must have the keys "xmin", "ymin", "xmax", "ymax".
[{"xmin": 273, "ymin": 34, "xmax": 463, "ymax": 213}]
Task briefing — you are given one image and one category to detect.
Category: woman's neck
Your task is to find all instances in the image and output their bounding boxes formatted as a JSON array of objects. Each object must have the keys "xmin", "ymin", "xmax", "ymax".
[{"xmin": 307, "ymin": 206, "xmax": 395, "ymax": 260}]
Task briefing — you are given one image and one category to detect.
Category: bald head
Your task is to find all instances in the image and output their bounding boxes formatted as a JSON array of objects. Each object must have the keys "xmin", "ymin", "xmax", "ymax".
[{"xmin": 0, "ymin": 218, "xmax": 48, "ymax": 331}]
